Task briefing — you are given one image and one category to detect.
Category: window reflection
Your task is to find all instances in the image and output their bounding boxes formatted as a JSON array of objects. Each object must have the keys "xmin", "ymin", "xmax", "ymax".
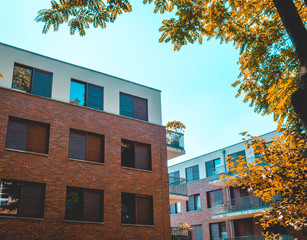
[
  {"xmin": 0, "ymin": 180, "xmax": 21, "ymax": 215},
  {"xmin": 12, "ymin": 65, "xmax": 32, "ymax": 92},
  {"xmin": 70, "ymin": 80, "xmax": 85, "ymax": 106}
]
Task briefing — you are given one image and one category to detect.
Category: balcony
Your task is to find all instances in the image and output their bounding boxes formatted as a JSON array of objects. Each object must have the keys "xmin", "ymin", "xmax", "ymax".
[
  {"xmin": 166, "ymin": 131, "xmax": 185, "ymax": 160},
  {"xmin": 171, "ymin": 227, "xmax": 191, "ymax": 240},
  {"xmin": 212, "ymin": 195, "xmax": 272, "ymax": 220},
  {"xmin": 169, "ymin": 176, "xmax": 188, "ymax": 204},
  {"xmin": 213, "ymin": 235, "xmax": 294, "ymax": 240}
]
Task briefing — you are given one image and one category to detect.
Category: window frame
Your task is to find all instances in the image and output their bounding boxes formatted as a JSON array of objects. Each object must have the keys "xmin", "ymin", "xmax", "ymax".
[
  {"xmin": 119, "ymin": 92, "xmax": 148, "ymax": 121},
  {"xmin": 209, "ymin": 222, "xmax": 227, "ymax": 240},
  {"xmin": 185, "ymin": 165, "xmax": 199, "ymax": 183},
  {"xmin": 70, "ymin": 79, "xmax": 104, "ymax": 111},
  {"xmin": 0, "ymin": 179, "xmax": 46, "ymax": 218},
  {"xmin": 170, "ymin": 202, "xmax": 181, "ymax": 215},
  {"xmin": 12, "ymin": 63, "xmax": 53, "ymax": 98},
  {"xmin": 6, "ymin": 116, "xmax": 50, "ymax": 155},
  {"xmin": 206, "ymin": 189, "xmax": 223, "ymax": 208},
  {"xmin": 186, "ymin": 194, "xmax": 201, "ymax": 212},
  {"xmin": 65, "ymin": 186, "xmax": 104, "ymax": 222}
]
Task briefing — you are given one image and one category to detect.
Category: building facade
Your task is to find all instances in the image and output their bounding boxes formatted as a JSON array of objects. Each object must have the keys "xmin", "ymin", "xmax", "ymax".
[
  {"xmin": 0, "ymin": 43, "xmax": 179, "ymax": 239},
  {"xmin": 168, "ymin": 131, "xmax": 303, "ymax": 240}
]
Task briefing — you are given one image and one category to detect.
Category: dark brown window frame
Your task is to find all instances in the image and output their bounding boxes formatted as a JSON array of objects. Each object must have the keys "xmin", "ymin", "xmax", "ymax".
[
  {"xmin": 0, "ymin": 179, "xmax": 46, "ymax": 219},
  {"xmin": 206, "ymin": 189, "xmax": 223, "ymax": 208},
  {"xmin": 119, "ymin": 92, "xmax": 148, "ymax": 121},
  {"xmin": 68, "ymin": 129, "xmax": 105, "ymax": 163},
  {"xmin": 6, "ymin": 116, "xmax": 50, "ymax": 155},
  {"xmin": 121, "ymin": 139, "xmax": 152, "ymax": 171},
  {"xmin": 186, "ymin": 194, "xmax": 201, "ymax": 212}
]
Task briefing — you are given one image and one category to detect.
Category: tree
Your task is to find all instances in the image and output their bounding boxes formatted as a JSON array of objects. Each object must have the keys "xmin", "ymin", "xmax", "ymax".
[
  {"xmin": 35, "ymin": 0, "xmax": 307, "ymax": 132},
  {"xmin": 224, "ymin": 132, "xmax": 307, "ymax": 238}
]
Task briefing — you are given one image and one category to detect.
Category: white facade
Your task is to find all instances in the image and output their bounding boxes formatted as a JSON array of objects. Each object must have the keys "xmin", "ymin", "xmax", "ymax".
[
  {"xmin": 168, "ymin": 131, "xmax": 279, "ymax": 178},
  {"xmin": 0, "ymin": 43, "xmax": 162, "ymax": 125}
]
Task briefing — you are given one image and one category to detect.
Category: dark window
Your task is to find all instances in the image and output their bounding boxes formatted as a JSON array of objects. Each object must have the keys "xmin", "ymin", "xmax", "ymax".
[
  {"xmin": 234, "ymin": 218, "xmax": 254, "ymax": 237},
  {"xmin": 228, "ymin": 150, "xmax": 246, "ymax": 168},
  {"xmin": 6, "ymin": 117, "xmax": 50, "ymax": 154},
  {"xmin": 12, "ymin": 63, "xmax": 53, "ymax": 98},
  {"xmin": 170, "ymin": 202, "xmax": 181, "ymax": 215},
  {"xmin": 69, "ymin": 129, "xmax": 104, "ymax": 163},
  {"xmin": 121, "ymin": 139, "xmax": 151, "ymax": 170},
  {"xmin": 65, "ymin": 187, "xmax": 103, "ymax": 222},
  {"xmin": 209, "ymin": 222, "xmax": 227, "ymax": 240},
  {"xmin": 186, "ymin": 194, "xmax": 201, "ymax": 212},
  {"xmin": 169, "ymin": 171, "xmax": 180, "ymax": 185},
  {"xmin": 207, "ymin": 189, "xmax": 223, "ymax": 208},
  {"xmin": 191, "ymin": 225, "xmax": 203, "ymax": 240},
  {"xmin": 121, "ymin": 193, "xmax": 153, "ymax": 225},
  {"xmin": 206, "ymin": 158, "xmax": 222, "ymax": 177},
  {"xmin": 70, "ymin": 80, "xmax": 104, "ymax": 111},
  {"xmin": 185, "ymin": 165, "xmax": 199, "ymax": 182},
  {"xmin": 0, "ymin": 179, "xmax": 45, "ymax": 218},
  {"xmin": 120, "ymin": 93, "xmax": 148, "ymax": 121}
]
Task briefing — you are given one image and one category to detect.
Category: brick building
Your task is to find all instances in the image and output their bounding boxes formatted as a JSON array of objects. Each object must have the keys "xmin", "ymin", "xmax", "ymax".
[
  {"xmin": 0, "ymin": 43, "xmax": 183, "ymax": 239},
  {"xmin": 168, "ymin": 131, "xmax": 303, "ymax": 240}
]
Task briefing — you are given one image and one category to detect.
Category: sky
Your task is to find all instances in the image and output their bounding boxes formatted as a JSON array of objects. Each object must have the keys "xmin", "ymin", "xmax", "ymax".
[{"xmin": 0, "ymin": 0, "xmax": 277, "ymax": 166}]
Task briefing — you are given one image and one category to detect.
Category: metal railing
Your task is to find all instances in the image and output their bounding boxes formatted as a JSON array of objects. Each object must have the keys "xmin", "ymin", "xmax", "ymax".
[
  {"xmin": 213, "ymin": 235, "xmax": 294, "ymax": 240},
  {"xmin": 171, "ymin": 227, "xmax": 191, "ymax": 240},
  {"xmin": 212, "ymin": 195, "xmax": 272, "ymax": 215},
  {"xmin": 169, "ymin": 176, "xmax": 188, "ymax": 196},
  {"xmin": 166, "ymin": 131, "xmax": 184, "ymax": 150}
]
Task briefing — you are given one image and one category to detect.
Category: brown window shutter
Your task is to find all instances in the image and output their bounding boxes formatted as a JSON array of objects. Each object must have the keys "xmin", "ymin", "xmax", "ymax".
[
  {"xmin": 135, "ymin": 143, "xmax": 151, "ymax": 170},
  {"xmin": 136, "ymin": 196, "xmax": 153, "ymax": 225},
  {"xmin": 133, "ymin": 96, "xmax": 148, "ymax": 121},
  {"xmin": 86, "ymin": 133, "xmax": 104, "ymax": 162},
  {"xmin": 207, "ymin": 191, "xmax": 215, "ymax": 208},
  {"xmin": 6, "ymin": 118, "xmax": 28, "ymax": 150},
  {"xmin": 26, "ymin": 122, "xmax": 49, "ymax": 154},
  {"xmin": 69, "ymin": 130, "xmax": 86, "ymax": 160},
  {"xmin": 20, "ymin": 182, "xmax": 45, "ymax": 218},
  {"xmin": 83, "ymin": 189, "xmax": 103, "ymax": 222}
]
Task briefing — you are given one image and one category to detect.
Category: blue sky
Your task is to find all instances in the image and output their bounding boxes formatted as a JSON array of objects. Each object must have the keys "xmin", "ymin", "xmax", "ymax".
[{"xmin": 0, "ymin": 0, "xmax": 277, "ymax": 165}]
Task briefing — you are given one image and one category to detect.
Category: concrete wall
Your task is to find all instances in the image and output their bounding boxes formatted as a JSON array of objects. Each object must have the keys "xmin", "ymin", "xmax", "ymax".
[{"xmin": 0, "ymin": 43, "xmax": 162, "ymax": 125}]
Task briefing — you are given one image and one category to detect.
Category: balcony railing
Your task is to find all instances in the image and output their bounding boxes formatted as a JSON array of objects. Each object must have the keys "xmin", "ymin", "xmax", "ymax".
[
  {"xmin": 169, "ymin": 176, "xmax": 188, "ymax": 196},
  {"xmin": 171, "ymin": 227, "xmax": 191, "ymax": 240},
  {"xmin": 207, "ymin": 165, "xmax": 227, "ymax": 180},
  {"xmin": 166, "ymin": 131, "xmax": 184, "ymax": 150},
  {"xmin": 212, "ymin": 195, "xmax": 272, "ymax": 215},
  {"xmin": 213, "ymin": 235, "xmax": 294, "ymax": 240}
]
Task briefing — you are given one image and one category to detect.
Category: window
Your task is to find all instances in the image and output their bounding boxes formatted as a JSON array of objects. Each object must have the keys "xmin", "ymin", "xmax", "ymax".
[
  {"xmin": 120, "ymin": 93, "xmax": 148, "ymax": 121},
  {"xmin": 205, "ymin": 158, "xmax": 222, "ymax": 177},
  {"xmin": 6, "ymin": 117, "xmax": 50, "ymax": 154},
  {"xmin": 0, "ymin": 179, "xmax": 45, "ymax": 218},
  {"xmin": 69, "ymin": 129, "xmax": 104, "ymax": 163},
  {"xmin": 186, "ymin": 194, "xmax": 201, "ymax": 212},
  {"xmin": 185, "ymin": 165, "xmax": 199, "ymax": 182},
  {"xmin": 207, "ymin": 189, "xmax": 223, "ymax": 208},
  {"xmin": 191, "ymin": 225, "xmax": 203, "ymax": 240},
  {"xmin": 234, "ymin": 218, "xmax": 254, "ymax": 237},
  {"xmin": 121, "ymin": 139, "xmax": 151, "ymax": 170},
  {"xmin": 12, "ymin": 63, "xmax": 53, "ymax": 98},
  {"xmin": 169, "ymin": 171, "xmax": 180, "ymax": 185},
  {"xmin": 228, "ymin": 150, "xmax": 246, "ymax": 168},
  {"xmin": 209, "ymin": 222, "xmax": 227, "ymax": 240},
  {"xmin": 170, "ymin": 202, "xmax": 181, "ymax": 214},
  {"xmin": 70, "ymin": 80, "xmax": 104, "ymax": 110},
  {"xmin": 65, "ymin": 187, "xmax": 103, "ymax": 222},
  {"xmin": 121, "ymin": 193, "xmax": 153, "ymax": 225}
]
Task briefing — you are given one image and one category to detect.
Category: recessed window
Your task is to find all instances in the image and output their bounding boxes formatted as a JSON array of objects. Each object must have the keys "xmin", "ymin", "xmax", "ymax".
[
  {"xmin": 0, "ymin": 179, "xmax": 45, "ymax": 218},
  {"xmin": 121, "ymin": 139, "xmax": 151, "ymax": 170},
  {"xmin": 207, "ymin": 189, "xmax": 223, "ymax": 208},
  {"xmin": 120, "ymin": 93, "xmax": 148, "ymax": 121},
  {"xmin": 206, "ymin": 158, "xmax": 222, "ymax": 177},
  {"xmin": 191, "ymin": 225, "xmax": 203, "ymax": 240},
  {"xmin": 12, "ymin": 63, "xmax": 53, "ymax": 98},
  {"xmin": 170, "ymin": 202, "xmax": 181, "ymax": 215},
  {"xmin": 70, "ymin": 80, "xmax": 104, "ymax": 110},
  {"xmin": 228, "ymin": 150, "xmax": 246, "ymax": 168},
  {"xmin": 69, "ymin": 129, "xmax": 104, "ymax": 163},
  {"xmin": 185, "ymin": 165, "xmax": 199, "ymax": 182},
  {"xmin": 169, "ymin": 171, "xmax": 180, "ymax": 185},
  {"xmin": 65, "ymin": 187, "xmax": 104, "ymax": 222},
  {"xmin": 210, "ymin": 222, "xmax": 227, "ymax": 240},
  {"xmin": 121, "ymin": 193, "xmax": 153, "ymax": 225},
  {"xmin": 6, "ymin": 117, "xmax": 50, "ymax": 154},
  {"xmin": 186, "ymin": 194, "xmax": 201, "ymax": 212}
]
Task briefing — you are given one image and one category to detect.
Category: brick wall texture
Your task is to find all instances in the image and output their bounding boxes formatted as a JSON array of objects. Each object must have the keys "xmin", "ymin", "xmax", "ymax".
[{"xmin": 0, "ymin": 88, "xmax": 171, "ymax": 240}]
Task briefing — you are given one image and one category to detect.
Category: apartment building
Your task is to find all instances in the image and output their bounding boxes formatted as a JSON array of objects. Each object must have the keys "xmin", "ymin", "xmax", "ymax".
[
  {"xmin": 0, "ymin": 43, "xmax": 184, "ymax": 239},
  {"xmin": 168, "ymin": 131, "xmax": 302, "ymax": 240}
]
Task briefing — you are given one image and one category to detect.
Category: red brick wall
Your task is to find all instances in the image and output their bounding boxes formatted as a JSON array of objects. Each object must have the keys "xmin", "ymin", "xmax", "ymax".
[{"xmin": 0, "ymin": 88, "xmax": 171, "ymax": 240}]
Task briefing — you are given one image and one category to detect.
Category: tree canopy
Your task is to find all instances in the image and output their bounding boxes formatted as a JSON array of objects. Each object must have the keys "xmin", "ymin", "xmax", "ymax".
[{"xmin": 36, "ymin": 0, "xmax": 307, "ymax": 132}]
